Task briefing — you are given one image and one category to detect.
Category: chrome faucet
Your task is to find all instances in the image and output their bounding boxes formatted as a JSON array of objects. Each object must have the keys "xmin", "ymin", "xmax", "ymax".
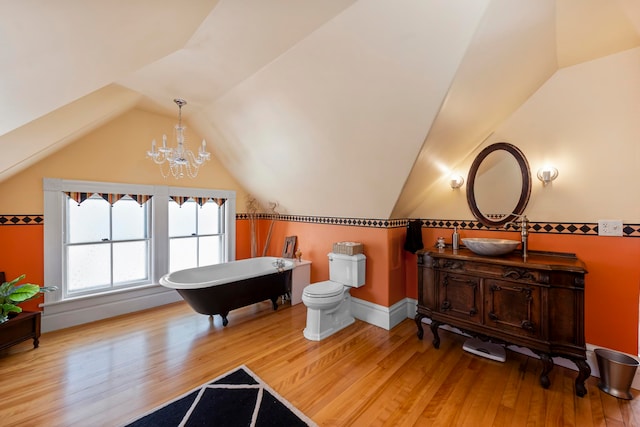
[
  {"xmin": 505, "ymin": 214, "xmax": 529, "ymax": 261},
  {"xmin": 273, "ymin": 258, "xmax": 286, "ymax": 271}
]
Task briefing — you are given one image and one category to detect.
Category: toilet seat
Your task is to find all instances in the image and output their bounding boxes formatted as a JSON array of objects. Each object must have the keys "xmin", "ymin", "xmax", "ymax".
[{"xmin": 303, "ymin": 280, "xmax": 344, "ymax": 298}]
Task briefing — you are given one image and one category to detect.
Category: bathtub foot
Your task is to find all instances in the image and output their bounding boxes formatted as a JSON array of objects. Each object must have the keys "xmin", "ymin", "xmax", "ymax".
[
  {"xmin": 270, "ymin": 297, "xmax": 279, "ymax": 311},
  {"xmin": 221, "ymin": 313, "xmax": 229, "ymax": 327}
]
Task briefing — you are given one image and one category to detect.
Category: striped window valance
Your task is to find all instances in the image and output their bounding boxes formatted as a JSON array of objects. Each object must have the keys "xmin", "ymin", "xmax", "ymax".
[
  {"xmin": 169, "ymin": 196, "xmax": 227, "ymax": 207},
  {"xmin": 64, "ymin": 192, "xmax": 153, "ymax": 206}
]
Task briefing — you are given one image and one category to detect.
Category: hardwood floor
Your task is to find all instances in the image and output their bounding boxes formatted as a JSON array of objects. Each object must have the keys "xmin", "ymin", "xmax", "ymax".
[{"xmin": 1, "ymin": 301, "xmax": 638, "ymax": 426}]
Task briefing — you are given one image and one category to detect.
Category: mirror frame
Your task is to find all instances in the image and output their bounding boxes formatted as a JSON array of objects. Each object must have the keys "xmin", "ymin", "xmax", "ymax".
[{"xmin": 466, "ymin": 142, "xmax": 531, "ymax": 228}]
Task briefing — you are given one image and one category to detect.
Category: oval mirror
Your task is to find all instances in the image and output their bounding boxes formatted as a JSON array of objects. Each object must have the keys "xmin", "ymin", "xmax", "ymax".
[{"xmin": 466, "ymin": 142, "xmax": 531, "ymax": 227}]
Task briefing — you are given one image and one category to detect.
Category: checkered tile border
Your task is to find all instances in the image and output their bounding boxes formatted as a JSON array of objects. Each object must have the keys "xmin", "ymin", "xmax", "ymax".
[
  {"xmin": 236, "ymin": 213, "xmax": 407, "ymax": 228},
  {"xmin": 0, "ymin": 215, "xmax": 44, "ymax": 226},
  {"xmin": 3, "ymin": 214, "xmax": 638, "ymax": 237},
  {"xmin": 236, "ymin": 214, "xmax": 640, "ymax": 237},
  {"xmin": 420, "ymin": 219, "xmax": 640, "ymax": 237}
]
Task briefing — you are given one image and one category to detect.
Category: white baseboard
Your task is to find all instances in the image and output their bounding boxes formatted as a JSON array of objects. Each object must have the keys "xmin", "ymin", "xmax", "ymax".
[
  {"xmin": 350, "ymin": 297, "xmax": 410, "ymax": 330},
  {"xmin": 41, "ymin": 286, "xmax": 182, "ymax": 332}
]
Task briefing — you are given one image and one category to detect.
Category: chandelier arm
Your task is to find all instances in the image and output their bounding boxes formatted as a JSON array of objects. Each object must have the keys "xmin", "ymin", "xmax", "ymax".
[{"xmin": 150, "ymin": 152, "xmax": 167, "ymax": 165}]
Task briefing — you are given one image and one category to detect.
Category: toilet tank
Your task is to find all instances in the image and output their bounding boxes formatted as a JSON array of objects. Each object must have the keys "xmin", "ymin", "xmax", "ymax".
[{"xmin": 328, "ymin": 252, "xmax": 366, "ymax": 287}]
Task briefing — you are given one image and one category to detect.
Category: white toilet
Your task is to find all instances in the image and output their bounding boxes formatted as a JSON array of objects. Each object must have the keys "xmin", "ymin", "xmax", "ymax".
[{"xmin": 302, "ymin": 252, "xmax": 366, "ymax": 341}]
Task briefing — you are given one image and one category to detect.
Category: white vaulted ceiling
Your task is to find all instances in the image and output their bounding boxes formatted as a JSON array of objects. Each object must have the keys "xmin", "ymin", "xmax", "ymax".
[{"xmin": 1, "ymin": 0, "xmax": 638, "ymax": 218}]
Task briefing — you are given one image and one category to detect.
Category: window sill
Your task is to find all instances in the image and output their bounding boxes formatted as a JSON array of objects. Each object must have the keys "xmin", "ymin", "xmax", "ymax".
[
  {"xmin": 40, "ymin": 284, "xmax": 182, "ymax": 332},
  {"xmin": 42, "ymin": 283, "xmax": 161, "ymax": 308}
]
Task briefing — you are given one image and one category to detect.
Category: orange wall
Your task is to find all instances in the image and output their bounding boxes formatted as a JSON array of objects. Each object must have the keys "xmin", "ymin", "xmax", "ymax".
[
  {"xmin": 0, "ymin": 224, "xmax": 44, "ymax": 312},
  {"xmin": 235, "ymin": 218, "xmax": 253, "ymax": 260},
  {"xmin": 249, "ymin": 219, "xmax": 399, "ymax": 307},
  {"xmin": 2, "ymin": 217, "xmax": 638, "ymax": 355},
  {"xmin": 235, "ymin": 219, "xmax": 639, "ymax": 354}
]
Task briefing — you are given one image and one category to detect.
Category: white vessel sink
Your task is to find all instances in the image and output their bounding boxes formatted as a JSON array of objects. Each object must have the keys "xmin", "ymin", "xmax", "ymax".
[{"xmin": 462, "ymin": 238, "xmax": 520, "ymax": 256}]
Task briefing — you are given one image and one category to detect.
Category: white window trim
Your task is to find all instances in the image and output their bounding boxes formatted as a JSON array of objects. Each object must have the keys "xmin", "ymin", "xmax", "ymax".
[{"xmin": 42, "ymin": 178, "xmax": 236, "ymax": 332}]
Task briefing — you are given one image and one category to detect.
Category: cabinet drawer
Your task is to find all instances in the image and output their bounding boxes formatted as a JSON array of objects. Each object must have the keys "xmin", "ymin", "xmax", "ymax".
[
  {"xmin": 437, "ymin": 272, "xmax": 482, "ymax": 324},
  {"xmin": 484, "ymin": 279, "xmax": 541, "ymax": 338},
  {"xmin": 437, "ymin": 259, "xmax": 549, "ymax": 285}
]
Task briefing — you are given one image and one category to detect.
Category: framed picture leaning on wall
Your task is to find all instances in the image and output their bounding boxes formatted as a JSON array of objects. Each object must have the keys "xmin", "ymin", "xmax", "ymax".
[{"xmin": 282, "ymin": 236, "xmax": 297, "ymax": 258}]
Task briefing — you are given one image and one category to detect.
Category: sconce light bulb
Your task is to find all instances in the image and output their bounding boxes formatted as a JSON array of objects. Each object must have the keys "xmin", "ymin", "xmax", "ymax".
[
  {"xmin": 450, "ymin": 175, "xmax": 464, "ymax": 189},
  {"xmin": 536, "ymin": 166, "xmax": 558, "ymax": 185}
]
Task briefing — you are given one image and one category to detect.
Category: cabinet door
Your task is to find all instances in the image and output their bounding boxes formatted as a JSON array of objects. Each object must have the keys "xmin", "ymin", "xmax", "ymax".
[
  {"xmin": 484, "ymin": 279, "xmax": 541, "ymax": 338},
  {"xmin": 437, "ymin": 272, "xmax": 482, "ymax": 324}
]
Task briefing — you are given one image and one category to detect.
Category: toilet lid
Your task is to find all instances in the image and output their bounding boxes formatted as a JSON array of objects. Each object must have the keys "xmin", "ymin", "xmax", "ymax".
[{"xmin": 303, "ymin": 281, "xmax": 343, "ymax": 298}]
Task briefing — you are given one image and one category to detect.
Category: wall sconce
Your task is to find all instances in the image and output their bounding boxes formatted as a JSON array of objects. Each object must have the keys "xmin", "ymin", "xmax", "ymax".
[
  {"xmin": 537, "ymin": 166, "xmax": 558, "ymax": 185},
  {"xmin": 450, "ymin": 175, "xmax": 465, "ymax": 189}
]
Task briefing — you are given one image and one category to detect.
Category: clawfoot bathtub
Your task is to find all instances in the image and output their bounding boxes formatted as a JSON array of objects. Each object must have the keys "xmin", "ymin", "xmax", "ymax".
[{"xmin": 160, "ymin": 257, "xmax": 294, "ymax": 326}]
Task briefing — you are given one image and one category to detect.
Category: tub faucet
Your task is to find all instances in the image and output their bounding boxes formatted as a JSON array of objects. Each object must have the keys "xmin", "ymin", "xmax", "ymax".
[
  {"xmin": 273, "ymin": 258, "xmax": 286, "ymax": 271},
  {"xmin": 505, "ymin": 214, "xmax": 529, "ymax": 261}
]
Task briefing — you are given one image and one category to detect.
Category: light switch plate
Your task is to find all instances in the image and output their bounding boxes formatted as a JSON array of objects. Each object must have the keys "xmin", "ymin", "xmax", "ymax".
[{"xmin": 598, "ymin": 220, "xmax": 623, "ymax": 236}]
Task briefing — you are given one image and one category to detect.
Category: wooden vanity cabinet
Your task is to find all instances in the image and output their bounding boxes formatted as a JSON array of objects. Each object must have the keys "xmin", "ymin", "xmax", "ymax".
[{"xmin": 415, "ymin": 248, "xmax": 590, "ymax": 397}]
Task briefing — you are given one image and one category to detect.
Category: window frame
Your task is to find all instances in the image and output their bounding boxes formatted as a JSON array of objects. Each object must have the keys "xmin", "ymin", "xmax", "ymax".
[
  {"xmin": 167, "ymin": 193, "xmax": 227, "ymax": 272},
  {"xmin": 43, "ymin": 178, "xmax": 236, "ymax": 310},
  {"xmin": 63, "ymin": 194, "xmax": 152, "ymax": 297}
]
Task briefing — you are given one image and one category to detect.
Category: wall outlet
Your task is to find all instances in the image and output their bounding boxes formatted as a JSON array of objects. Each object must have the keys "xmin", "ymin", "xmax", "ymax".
[{"xmin": 597, "ymin": 220, "xmax": 623, "ymax": 236}]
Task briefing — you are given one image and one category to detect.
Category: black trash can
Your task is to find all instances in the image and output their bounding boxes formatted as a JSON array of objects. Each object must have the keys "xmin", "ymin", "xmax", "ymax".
[{"xmin": 595, "ymin": 348, "xmax": 639, "ymax": 400}]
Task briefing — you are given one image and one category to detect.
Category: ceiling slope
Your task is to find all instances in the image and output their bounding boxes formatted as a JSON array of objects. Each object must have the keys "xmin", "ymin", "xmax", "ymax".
[
  {"xmin": 392, "ymin": 0, "xmax": 640, "ymax": 219},
  {"xmin": 556, "ymin": 0, "xmax": 640, "ymax": 68},
  {"xmin": 118, "ymin": 0, "xmax": 359, "ymax": 109},
  {"xmin": 192, "ymin": 0, "xmax": 491, "ymax": 218},
  {"xmin": 391, "ymin": 0, "xmax": 558, "ymax": 218},
  {"xmin": 1, "ymin": 0, "xmax": 638, "ymax": 219},
  {"xmin": 0, "ymin": 0, "xmax": 217, "ymax": 136},
  {"xmin": 0, "ymin": 85, "xmax": 141, "ymax": 181}
]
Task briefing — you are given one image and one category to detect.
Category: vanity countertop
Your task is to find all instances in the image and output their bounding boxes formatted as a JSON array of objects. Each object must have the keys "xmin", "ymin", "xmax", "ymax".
[{"xmin": 419, "ymin": 247, "xmax": 587, "ymax": 274}]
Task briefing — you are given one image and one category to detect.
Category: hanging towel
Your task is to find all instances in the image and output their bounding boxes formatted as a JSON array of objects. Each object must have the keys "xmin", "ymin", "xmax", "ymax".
[{"xmin": 404, "ymin": 219, "xmax": 424, "ymax": 254}]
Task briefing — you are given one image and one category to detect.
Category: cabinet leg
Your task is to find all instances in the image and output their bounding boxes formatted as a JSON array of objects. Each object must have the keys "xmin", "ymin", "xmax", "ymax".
[
  {"xmin": 538, "ymin": 353, "xmax": 554, "ymax": 389},
  {"xmin": 414, "ymin": 314, "xmax": 425, "ymax": 340},
  {"xmin": 430, "ymin": 321, "xmax": 441, "ymax": 349},
  {"xmin": 573, "ymin": 358, "xmax": 591, "ymax": 397}
]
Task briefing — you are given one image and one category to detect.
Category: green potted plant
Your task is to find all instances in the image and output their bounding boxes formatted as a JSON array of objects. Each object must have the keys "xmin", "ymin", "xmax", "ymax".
[{"xmin": 0, "ymin": 274, "xmax": 56, "ymax": 323}]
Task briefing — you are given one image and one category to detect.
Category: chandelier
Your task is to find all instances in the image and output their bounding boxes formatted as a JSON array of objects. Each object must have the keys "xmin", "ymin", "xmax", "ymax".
[{"xmin": 147, "ymin": 98, "xmax": 211, "ymax": 179}]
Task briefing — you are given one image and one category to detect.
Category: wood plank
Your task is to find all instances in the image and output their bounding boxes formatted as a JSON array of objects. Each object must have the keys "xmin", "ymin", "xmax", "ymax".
[{"xmin": 0, "ymin": 301, "xmax": 638, "ymax": 426}]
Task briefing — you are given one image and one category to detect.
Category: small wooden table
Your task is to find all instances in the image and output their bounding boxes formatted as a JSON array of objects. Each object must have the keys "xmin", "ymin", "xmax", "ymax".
[{"xmin": 0, "ymin": 311, "xmax": 41, "ymax": 351}]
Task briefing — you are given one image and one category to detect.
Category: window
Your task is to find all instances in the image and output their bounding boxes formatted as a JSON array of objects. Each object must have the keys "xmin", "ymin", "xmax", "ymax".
[
  {"xmin": 43, "ymin": 179, "xmax": 236, "ymax": 318},
  {"xmin": 168, "ymin": 198, "xmax": 225, "ymax": 272},
  {"xmin": 65, "ymin": 195, "xmax": 151, "ymax": 296}
]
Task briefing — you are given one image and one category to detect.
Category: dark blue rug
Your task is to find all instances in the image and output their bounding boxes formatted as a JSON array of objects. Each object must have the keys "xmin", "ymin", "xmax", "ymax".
[{"xmin": 123, "ymin": 365, "xmax": 316, "ymax": 427}]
